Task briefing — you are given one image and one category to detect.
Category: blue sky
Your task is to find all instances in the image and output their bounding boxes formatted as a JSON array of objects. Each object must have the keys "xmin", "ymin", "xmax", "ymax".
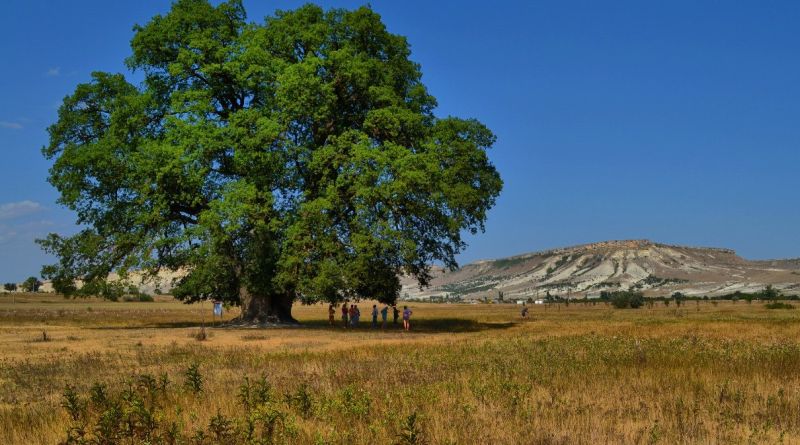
[{"xmin": 1, "ymin": 1, "xmax": 799, "ymax": 282}]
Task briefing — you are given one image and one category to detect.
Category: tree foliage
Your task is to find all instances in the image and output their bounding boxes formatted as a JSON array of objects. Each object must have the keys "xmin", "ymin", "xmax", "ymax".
[
  {"xmin": 602, "ymin": 290, "xmax": 645, "ymax": 309},
  {"xmin": 21, "ymin": 276, "xmax": 42, "ymax": 293},
  {"xmin": 38, "ymin": 0, "xmax": 502, "ymax": 321}
]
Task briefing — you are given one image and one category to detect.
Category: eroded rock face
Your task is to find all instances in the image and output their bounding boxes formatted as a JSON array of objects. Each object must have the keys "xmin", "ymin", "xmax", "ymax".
[{"xmin": 400, "ymin": 240, "xmax": 800, "ymax": 300}]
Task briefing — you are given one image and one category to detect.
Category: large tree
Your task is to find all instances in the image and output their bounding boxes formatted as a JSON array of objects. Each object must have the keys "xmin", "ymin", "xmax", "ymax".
[{"xmin": 39, "ymin": 0, "xmax": 502, "ymax": 323}]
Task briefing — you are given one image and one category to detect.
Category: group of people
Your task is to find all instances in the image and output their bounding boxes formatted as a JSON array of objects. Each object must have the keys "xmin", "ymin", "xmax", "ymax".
[{"xmin": 328, "ymin": 302, "xmax": 413, "ymax": 331}]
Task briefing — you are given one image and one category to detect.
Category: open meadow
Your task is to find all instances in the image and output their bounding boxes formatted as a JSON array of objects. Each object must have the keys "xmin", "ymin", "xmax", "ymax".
[{"xmin": 2, "ymin": 294, "xmax": 800, "ymax": 444}]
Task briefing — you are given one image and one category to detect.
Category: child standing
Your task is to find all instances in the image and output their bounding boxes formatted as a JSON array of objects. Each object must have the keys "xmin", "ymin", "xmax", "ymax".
[{"xmin": 402, "ymin": 305, "xmax": 412, "ymax": 331}]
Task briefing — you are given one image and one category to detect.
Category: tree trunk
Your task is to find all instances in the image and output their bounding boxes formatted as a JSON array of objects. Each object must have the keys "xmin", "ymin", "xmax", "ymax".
[{"xmin": 238, "ymin": 287, "xmax": 298, "ymax": 324}]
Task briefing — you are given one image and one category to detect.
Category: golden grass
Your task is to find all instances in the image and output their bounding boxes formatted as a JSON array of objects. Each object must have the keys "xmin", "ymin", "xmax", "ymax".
[{"xmin": 1, "ymin": 294, "xmax": 800, "ymax": 444}]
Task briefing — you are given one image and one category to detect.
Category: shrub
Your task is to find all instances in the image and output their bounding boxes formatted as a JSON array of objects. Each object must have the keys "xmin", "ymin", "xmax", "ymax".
[
  {"xmin": 764, "ymin": 302, "xmax": 794, "ymax": 310},
  {"xmin": 192, "ymin": 326, "xmax": 209, "ymax": 341},
  {"xmin": 609, "ymin": 291, "xmax": 645, "ymax": 309},
  {"xmin": 33, "ymin": 331, "xmax": 52, "ymax": 342},
  {"xmin": 286, "ymin": 383, "xmax": 314, "ymax": 419},
  {"xmin": 184, "ymin": 363, "xmax": 203, "ymax": 394},
  {"xmin": 395, "ymin": 412, "xmax": 427, "ymax": 445},
  {"xmin": 761, "ymin": 285, "xmax": 781, "ymax": 301},
  {"xmin": 58, "ymin": 372, "xmax": 298, "ymax": 444},
  {"xmin": 122, "ymin": 293, "xmax": 154, "ymax": 302}
]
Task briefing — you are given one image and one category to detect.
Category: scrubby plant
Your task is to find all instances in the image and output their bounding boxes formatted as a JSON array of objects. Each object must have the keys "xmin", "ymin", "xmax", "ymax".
[
  {"xmin": 184, "ymin": 363, "xmax": 203, "ymax": 394},
  {"xmin": 286, "ymin": 383, "xmax": 314, "ymax": 419},
  {"xmin": 208, "ymin": 410, "xmax": 235, "ymax": 442},
  {"xmin": 35, "ymin": 330, "xmax": 52, "ymax": 342},
  {"xmin": 395, "ymin": 412, "xmax": 427, "ymax": 445},
  {"xmin": 57, "ymin": 371, "xmax": 302, "ymax": 444},
  {"xmin": 192, "ymin": 326, "xmax": 208, "ymax": 341}
]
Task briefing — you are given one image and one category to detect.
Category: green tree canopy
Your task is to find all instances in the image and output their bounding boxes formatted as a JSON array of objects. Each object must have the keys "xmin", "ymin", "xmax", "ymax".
[
  {"xmin": 39, "ymin": 0, "xmax": 502, "ymax": 323},
  {"xmin": 21, "ymin": 277, "xmax": 41, "ymax": 293}
]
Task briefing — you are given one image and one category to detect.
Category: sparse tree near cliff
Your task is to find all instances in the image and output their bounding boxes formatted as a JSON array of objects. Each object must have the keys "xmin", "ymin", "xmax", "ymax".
[
  {"xmin": 37, "ymin": 1, "xmax": 502, "ymax": 323},
  {"xmin": 761, "ymin": 285, "xmax": 780, "ymax": 301},
  {"xmin": 3, "ymin": 283, "xmax": 16, "ymax": 292},
  {"xmin": 21, "ymin": 277, "xmax": 41, "ymax": 293}
]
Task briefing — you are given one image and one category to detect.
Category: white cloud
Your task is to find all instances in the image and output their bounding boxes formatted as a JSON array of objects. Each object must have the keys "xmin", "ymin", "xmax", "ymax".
[
  {"xmin": 46, "ymin": 67, "xmax": 61, "ymax": 77},
  {"xmin": 0, "ymin": 222, "xmax": 15, "ymax": 242},
  {"xmin": 0, "ymin": 121, "xmax": 23, "ymax": 130},
  {"xmin": 0, "ymin": 218, "xmax": 57, "ymax": 246},
  {"xmin": 0, "ymin": 201, "xmax": 45, "ymax": 220}
]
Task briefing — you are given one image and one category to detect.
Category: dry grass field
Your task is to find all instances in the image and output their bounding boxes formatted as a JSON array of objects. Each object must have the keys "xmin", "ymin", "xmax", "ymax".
[{"xmin": 2, "ymin": 294, "xmax": 800, "ymax": 444}]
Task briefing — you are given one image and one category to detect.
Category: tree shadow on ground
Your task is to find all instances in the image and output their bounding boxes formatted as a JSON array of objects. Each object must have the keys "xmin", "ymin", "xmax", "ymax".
[
  {"xmin": 88, "ymin": 321, "xmax": 231, "ymax": 330},
  {"xmin": 271, "ymin": 317, "xmax": 516, "ymax": 333},
  {"xmin": 114, "ymin": 318, "xmax": 516, "ymax": 333}
]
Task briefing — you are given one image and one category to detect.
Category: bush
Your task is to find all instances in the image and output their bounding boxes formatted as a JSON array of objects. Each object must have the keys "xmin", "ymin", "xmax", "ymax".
[
  {"xmin": 761, "ymin": 285, "xmax": 781, "ymax": 301},
  {"xmin": 184, "ymin": 363, "xmax": 203, "ymax": 394},
  {"xmin": 58, "ymin": 370, "xmax": 298, "ymax": 444},
  {"xmin": 122, "ymin": 293, "xmax": 154, "ymax": 302},
  {"xmin": 609, "ymin": 291, "xmax": 645, "ymax": 309},
  {"xmin": 395, "ymin": 411, "xmax": 428, "ymax": 445},
  {"xmin": 764, "ymin": 302, "xmax": 794, "ymax": 310}
]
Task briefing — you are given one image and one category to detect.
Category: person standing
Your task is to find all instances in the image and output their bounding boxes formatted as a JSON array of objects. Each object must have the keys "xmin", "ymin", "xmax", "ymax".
[
  {"xmin": 328, "ymin": 304, "xmax": 336, "ymax": 327},
  {"xmin": 341, "ymin": 302, "xmax": 349, "ymax": 329},
  {"xmin": 380, "ymin": 304, "xmax": 389, "ymax": 329},
  {"xmin": 402, "ymin": 305, "xmax": 412, "ymax": 331},
  {"xmin": 349, "ymin": 304, "xmax": 357, "ymax": 328},
  {"xmin": 371, "ymin": 304, "xmax": 379, "ymax": 329},
  {"xmin": 392, "ymin": 305, "xmax": 399, "ymax": 326}
]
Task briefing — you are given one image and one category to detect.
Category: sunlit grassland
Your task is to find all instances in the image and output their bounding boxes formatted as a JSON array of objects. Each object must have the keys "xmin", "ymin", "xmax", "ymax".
[{"xmin": 1, "ymin": 294, "xmax": 800, "ymax": 444}]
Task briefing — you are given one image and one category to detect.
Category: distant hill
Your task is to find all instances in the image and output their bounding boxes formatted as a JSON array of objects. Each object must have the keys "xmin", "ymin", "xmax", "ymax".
[
  {"xmin": 400, "ymin": 240, "xmax": 800, "ymax": 300},
  {"xmin": 31, "ymin": 239, "xmax": 800, "ymax": 300}
]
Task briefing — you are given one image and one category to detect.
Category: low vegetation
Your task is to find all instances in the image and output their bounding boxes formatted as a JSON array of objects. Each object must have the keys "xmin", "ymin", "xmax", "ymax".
[
  {"xmin": 3, "ymin": 294, "xmax": 800, "ymax": 443},
  {"xmin": 603, "ymin": 291, "xmax": 645, "ymax": 309},
  {"xmin": 631, "ymin": 275, "xmax": 690, "ymax": 289}
]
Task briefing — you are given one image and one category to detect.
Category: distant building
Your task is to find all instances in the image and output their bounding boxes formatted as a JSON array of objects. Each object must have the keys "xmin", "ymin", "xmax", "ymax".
[{"xmin": 39, "ymin": 281, "xmax": 56, "ymax": 293}]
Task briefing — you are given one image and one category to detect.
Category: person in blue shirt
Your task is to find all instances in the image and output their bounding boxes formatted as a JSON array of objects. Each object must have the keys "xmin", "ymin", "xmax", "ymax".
[{"xmin": 380, "ymin": 304, "xmax": 389, "ymax": 329}]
